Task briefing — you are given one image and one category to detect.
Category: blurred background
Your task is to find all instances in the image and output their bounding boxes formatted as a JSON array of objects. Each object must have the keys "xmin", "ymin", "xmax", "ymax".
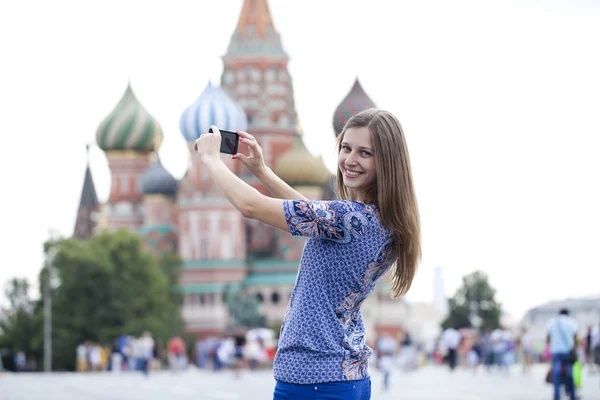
[{"xmin": 0, "ymin": 0, "xmax": 599, "ymax": 397}]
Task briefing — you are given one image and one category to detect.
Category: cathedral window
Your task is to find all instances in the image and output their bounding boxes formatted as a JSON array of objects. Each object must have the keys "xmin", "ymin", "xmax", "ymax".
[
  {"xmin": 224, "ymin": 70, "xmax": 235, "ymax": 85},
  {"xmin": 250, "ymin": 68, "xmax": 260, "ymax": 81},
  {"xmin": 265, "ymin": 68, "xmax": 276, "ymax": 82},
  {"xmin": 278, "ymin": 115, "xmax": 289, "ymax": 127},
  {"xmin": 249, "ymin": 84, "xmax": 260, "ymax": 94},
  {"xmin": 271, "ymin": 291, "xmax": 280, "ymax": 304},
  {"xmin": 120, "ymin": 176, "xmax": 130, "ymax": 194},
  {"xmin": 202, "ymin": 238, "xmax": 209, "ymax": 258}
]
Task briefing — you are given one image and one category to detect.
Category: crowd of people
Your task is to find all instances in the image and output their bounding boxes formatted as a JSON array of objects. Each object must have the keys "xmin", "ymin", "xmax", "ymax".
[
  {"xmin": 371, "ymin": 310, "xmax": 600, "ymax": 400},
  {"xmin": 72, "ymin": 328, "xmax": 276, "ymax": 378}
]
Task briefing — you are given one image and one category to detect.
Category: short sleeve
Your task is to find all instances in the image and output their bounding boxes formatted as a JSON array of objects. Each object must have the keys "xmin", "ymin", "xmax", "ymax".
[
  {"xmin": 545, "ymin": 319, "xmax": 553, "ymax": 334},
  {"xmin": 282, "ymin": 200, "xmax": 375, "ymax": 243}
]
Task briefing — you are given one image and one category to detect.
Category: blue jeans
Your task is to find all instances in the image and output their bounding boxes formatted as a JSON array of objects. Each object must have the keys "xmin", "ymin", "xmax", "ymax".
[
  {"xmin": 273, "ymin": 378, "xmax": 371, "ymax": 400},
  {"xmin": 551, "ymin": 353, "xmax": 574, "ymax": 400}
]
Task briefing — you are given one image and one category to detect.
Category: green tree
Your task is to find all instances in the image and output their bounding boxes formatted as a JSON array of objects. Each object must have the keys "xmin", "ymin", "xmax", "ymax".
[
  {"xmin": 46, "ymin": 230, "xmax": 181, "ymax": 370},
  {"xmin": 441, "ymin": 270, "xmax": 502, "ymax": 332},
  {"xmin": 223, "ymin": 285, "xmax": 265, "ymax": 329},
  {"xmin": 0, "ymin": 278, "xmax": 43, "ymax": 369},
  {"xmin": 157, "ymin": 251, "xmax": 184, "ymax": 335}
]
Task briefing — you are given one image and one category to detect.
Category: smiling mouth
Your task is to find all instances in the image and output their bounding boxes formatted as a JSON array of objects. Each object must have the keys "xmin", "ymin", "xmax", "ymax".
[{"xmin": 344, "ymin": 168, "xmax": 363, "ymax": 177}]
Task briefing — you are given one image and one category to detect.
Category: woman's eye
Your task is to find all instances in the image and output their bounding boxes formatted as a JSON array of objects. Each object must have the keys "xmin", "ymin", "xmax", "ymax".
[
  {"xmin": 361, "ymin": 151, "xmax": 371, "ymax": 157},
  {"xmin": 342, "ymin": 146, "xmax": 351, "ymax": 152}
]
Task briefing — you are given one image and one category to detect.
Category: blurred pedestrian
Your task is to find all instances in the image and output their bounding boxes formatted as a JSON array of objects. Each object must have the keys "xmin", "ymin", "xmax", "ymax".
[{"xmin": 546, "ymin": 308, "xmax": 578, "ymax": 400}]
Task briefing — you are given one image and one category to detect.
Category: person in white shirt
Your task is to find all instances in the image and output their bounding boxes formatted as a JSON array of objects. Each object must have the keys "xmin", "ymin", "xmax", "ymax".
[
  {"xmin": 138, "ymin": 331, "xmax": 155, "ymax": 376},
  {"xmin": 440, "ymin": 327, "xmax": 462, "ymax": 371},
  {"xmin": 376, "ymin": 335, "xmax": 397, "ymax": 390},
  {"xmin": 490, "ymin": 326, "xmax": 510, "ymax": 373},
  {"xmin": 546, "ymin": 308, "xmax": 578, "ymax": 400},
  {"xmin": 519, "ymin": 328, "xmax": 534, "ymax": 374}
]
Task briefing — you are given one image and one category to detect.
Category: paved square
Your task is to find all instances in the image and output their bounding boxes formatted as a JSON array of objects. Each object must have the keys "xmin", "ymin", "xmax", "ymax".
[{"xmin": 1, "ymin": 365, "xmax": 598, "ymax": 399}]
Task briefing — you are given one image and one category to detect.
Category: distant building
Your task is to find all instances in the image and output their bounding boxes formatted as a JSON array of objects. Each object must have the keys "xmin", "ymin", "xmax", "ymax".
[
  {"xmin": 521, "ymin": 295, "xmax": 600, "ymax": 347},
  {"xmin": 73, "ymin": 0, "xmax": 397, "ymax": 337}
]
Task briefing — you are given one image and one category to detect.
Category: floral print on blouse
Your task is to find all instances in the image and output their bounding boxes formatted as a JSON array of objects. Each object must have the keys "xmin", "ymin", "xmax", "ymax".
[{"xmin": 274, "ymin": 200, "xmax": 394, "ymax": 384}]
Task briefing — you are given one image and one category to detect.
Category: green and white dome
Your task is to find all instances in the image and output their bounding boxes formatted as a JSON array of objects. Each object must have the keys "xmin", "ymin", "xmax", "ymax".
[{"xmin": 96, "ymin": 83, "xmax": 163, "ymax": 152}]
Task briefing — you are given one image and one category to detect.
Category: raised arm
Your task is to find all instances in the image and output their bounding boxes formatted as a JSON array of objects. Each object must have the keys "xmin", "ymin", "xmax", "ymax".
[
  {"xmin": 256, "ymin": 166, "xmax": 308, "ymax": 201},
  {"xmin": 196, "ymin": 127, "xmax": 289, "ymax": 232},
  {"xmin": 232, "ymin": 130, "xmax": 308, "ymax": 200}
]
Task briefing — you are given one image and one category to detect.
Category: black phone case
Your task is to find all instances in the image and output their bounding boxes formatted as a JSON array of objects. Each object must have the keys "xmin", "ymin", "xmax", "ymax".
[{"xmin": 209, "ymin": 128, "xmax": 240, "ymax": 155}]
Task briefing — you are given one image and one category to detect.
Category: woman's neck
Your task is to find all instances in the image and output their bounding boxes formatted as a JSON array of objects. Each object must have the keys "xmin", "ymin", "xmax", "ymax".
[{"xmin": 347, "ymin": 189, "xmax": 365, "ymax": 203}]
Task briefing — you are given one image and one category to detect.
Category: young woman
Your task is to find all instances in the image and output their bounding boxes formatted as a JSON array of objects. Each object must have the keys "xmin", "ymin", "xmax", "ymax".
[{"xmin": 195, "ymin": 108, "xmax": 421, "ymax": 400}]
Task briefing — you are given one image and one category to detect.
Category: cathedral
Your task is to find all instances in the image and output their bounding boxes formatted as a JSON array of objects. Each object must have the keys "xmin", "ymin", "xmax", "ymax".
[{"xmin": 73, "ymin": 0, "xmax": 397, "ymax": 337}]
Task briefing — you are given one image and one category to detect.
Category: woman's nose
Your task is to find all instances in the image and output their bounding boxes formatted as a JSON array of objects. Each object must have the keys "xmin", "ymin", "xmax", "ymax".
[{"xmin": 345, "ymin": 152, "xmax": 358, "ymax": 165}]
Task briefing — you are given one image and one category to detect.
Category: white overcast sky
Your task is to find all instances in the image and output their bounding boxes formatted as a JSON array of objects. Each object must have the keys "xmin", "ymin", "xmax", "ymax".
[{"xmin": 1, "ymin": 0, "xmax": 599, "ymax": 321}]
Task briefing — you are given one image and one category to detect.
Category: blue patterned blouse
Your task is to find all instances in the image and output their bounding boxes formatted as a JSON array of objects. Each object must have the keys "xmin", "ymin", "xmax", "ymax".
[{"xmin": 273, "ymin": 200, "xmax": 394, "ymax": 384}]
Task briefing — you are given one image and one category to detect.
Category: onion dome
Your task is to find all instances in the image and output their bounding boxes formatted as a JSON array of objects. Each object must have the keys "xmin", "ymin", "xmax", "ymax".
[
  {"xmin": 275, "ymin": 135, "xmax": 331, "ymax": 186},
  {"xmin": 180, "ymin": 82, "xmax": 248, "ymax": 143},
  {"xmin": 139, "ymin": 155, "xmax": 178, "ymax": 197},
  {"xmin": 332, "ymin": 78, "xmax": 377, "ymax": 137},
  {"xmin": 96, "ymin": 83, "xmax": 163, "ymax": 152}
]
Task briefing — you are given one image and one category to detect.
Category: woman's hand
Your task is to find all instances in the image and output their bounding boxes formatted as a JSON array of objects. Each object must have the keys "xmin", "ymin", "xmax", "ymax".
[
  {"xmin": 194, "ymin": 125, "xmax": 222, "ymax": 164},
  {"xmin": 232, "ymin": 130, "xmax": 268, "ymax": 178}
]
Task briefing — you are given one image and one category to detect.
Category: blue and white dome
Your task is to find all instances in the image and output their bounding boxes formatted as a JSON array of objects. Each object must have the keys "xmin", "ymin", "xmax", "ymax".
[{"xmin": 180, "ymin": 82, "xmax": 248, "ymax": 143}]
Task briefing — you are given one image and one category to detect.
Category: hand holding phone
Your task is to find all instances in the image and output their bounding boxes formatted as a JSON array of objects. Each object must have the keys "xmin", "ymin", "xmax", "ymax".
[{"xmin": 209, "ymin": 127, "xmax": 240, "ymax": 155}]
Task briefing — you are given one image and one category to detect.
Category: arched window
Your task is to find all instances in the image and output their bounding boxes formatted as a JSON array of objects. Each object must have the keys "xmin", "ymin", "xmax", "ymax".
[
  {"xmin": 271, "ymin": 291, "xmax": 280, "ymax": 304},
  {"xmin": 256, "ymin": 293, "xmax": 264, "ymax": 303}
]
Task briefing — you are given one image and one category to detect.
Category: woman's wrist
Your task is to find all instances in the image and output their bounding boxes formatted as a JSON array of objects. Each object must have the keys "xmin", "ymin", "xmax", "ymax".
[
  {"xmin": 200, "ymin": 154, "xmax": 222, "ymax": 166},
  {"xmin": 255, "ymin": 166, "xmax": 272, "ymax": 181}
]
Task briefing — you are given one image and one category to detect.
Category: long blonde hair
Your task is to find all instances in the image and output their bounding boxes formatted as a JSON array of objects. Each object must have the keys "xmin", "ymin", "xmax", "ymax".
[{"xmin": 336, "ymin": 108, "xmax": 421, "ymax": 298}]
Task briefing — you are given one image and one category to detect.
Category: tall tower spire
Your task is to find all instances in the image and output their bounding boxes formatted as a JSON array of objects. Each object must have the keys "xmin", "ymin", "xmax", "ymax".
[
  {"xmin": 235, "ymin": 0, "xmax": 275, "ymax": 38},
  {"xmin": 73, "ymin": 144, "xmax": 99, "ymax": 239},
  {"xmin": 222, "ymin": 0, "xmax": 296, "ymax": 153}
]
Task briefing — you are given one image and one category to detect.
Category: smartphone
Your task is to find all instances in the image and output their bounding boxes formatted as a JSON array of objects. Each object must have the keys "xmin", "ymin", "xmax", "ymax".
[{"xmin": 208, "ymin": 127, "xmax": 240, "ymax": 155}]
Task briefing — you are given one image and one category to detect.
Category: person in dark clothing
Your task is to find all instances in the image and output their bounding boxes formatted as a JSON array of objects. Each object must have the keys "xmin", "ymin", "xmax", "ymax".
[{"xmin": 233, "ymin": 330, "xmax": 247, "ymax": 378}]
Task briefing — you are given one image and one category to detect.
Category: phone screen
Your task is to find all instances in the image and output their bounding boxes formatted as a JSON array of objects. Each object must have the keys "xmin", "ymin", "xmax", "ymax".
[{"xmin": 209, "ymin": 128, "xmax": 240, "ymax": 155}]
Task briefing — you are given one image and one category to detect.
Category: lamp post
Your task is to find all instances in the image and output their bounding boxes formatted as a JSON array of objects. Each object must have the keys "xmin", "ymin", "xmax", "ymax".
[{"xmin": 43, "ymin": 235, "xmax": 58, "ymax": 372}]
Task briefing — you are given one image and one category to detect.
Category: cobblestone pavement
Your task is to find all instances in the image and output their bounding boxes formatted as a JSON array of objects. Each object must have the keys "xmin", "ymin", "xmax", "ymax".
[{"xmin": 1, "ymin": 364, "xmax": 599, "ymax": 399}]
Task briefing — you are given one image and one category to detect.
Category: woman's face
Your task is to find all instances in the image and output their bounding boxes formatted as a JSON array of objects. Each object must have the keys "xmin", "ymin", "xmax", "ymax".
[{"xmin": 338, "ymin": 126, "xmax": 376, "ymax": 201}]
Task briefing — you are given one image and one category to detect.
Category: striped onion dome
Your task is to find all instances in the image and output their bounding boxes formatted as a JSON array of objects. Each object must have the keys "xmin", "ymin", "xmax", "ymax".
[
  {"xmin": 179, "ymin": 82, "xmax": 247, "ymax": 143},
  {"xmin": 332, "ymin": 78, "xmax": 376, "ymax": 137},
  {"xmin": 96, "ymin": 84, "xmax": 163, "ymax": 152},
  {"xmin": 275, "ymin": 134, "xmax": 330, "ymax": 187},
  {"xmin": 139, "ymin": 155, "xmax": 178, "ymax": 197}
]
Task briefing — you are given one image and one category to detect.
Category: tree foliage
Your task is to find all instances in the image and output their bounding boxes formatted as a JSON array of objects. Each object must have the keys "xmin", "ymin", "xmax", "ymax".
[
  {"xmin": 441, "ymin": 270, "xmax": 502, "ymax": 332},
  {"xmin": 223, "ymin": 285, "xmax": 265, "ymax": 329},
  {"xmin": 2, "ymin": 230, "xmax": 184, "ymax": 371},
  {"xmin": 0, "ymin": 278, "xmax": 43, "ymax": 370}
]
